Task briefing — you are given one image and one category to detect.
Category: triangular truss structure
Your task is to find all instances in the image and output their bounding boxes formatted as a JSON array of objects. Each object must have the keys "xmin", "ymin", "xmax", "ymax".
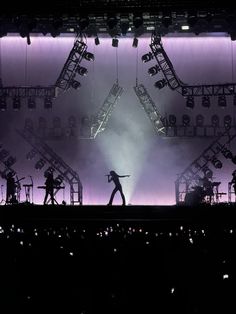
[
  {"xmin": 17, "ymin": 128, "xmax": 83, "ymax": 205},
  {"xmin": 80, "ymin": 82, "xmax": 124, "ymax": 139},
  {"xmin": 133, "ymin": 83, "xmax": 165, "ymax": 135},
  {"xmin": 175, "ymin": 129, "xmax": 236, "ymax": 204}
]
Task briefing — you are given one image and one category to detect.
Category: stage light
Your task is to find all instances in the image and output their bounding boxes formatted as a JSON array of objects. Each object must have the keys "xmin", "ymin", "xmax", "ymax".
[
  {"xmin": 186, "ymin": 96, "xmax": 194, "ymax": 109},
  {"xmin": 133, "ymin": 14, "xmax": 143, "ymax": 29},
  {"xmin": 83, "ymin": 51, "xmax": 94, "ymax": 61},
  {"xmin": 196, "ymin": 114, "xmax": 204, "ymax": 126},
  {"xmin": 182, "ymin": 114, "xmax": 191, "ymax": 126},
  {"xmin": 181, "ymin": 25, "xmax": 190, "ymax": 30},
  {"xmin": 211, "ymin": 114, "xmax": 220, "ymax": 127},
  {"xmin": 162, "ymin": 15, "xmax": 172, "ymax": 28},
  {"xmin": 50, "ymin": 19, "xmax": 63, "ymax": 38},
  {"xmin": 218, "ymin": 95, "xmax": 226, "ymax": 107},
  {"xmin": 221, "ymin": 148, "xmax": 233, "ymax": 159},
  {"xmin": 154, "ymin": 79, "xmax": 167, "ymax": 89},
  {"xmin": 202, "ymin": 96, "xmax": 210, "ymax": 108},
  {"xmin": 132, "ymin": 37, "xmax": 138, "ymax": 48},
  {"xmin": 224, "ymin": 115, "xmax": 232, "ymax": 129},
  {"xmin": 169, "ymin": 114, "xmax": 177, "ymax": 126},
  {"xmin": 77, "ymin": 65, "xmax": 88, "ymax": 76},
  {"xmin": 211, "ymin": 157, "xmax": 223, "ymax": 169},
  {"xmin": 141, "ymin": 52, "xmax": 153, "ymax": 63},
  {"xmin": 12, "ymin": 96, "xmax": 21, "ymax": 110},
  {"xmin": 70, "ymin": 80, "xmax": 81, "ymax": 89},
  {"xmin": 202, "ymin": 167, "xmax": 213, "ymax": 179},
  {"xmin": 44, "ymin": 167, "xmax": 55, "ymax": 177},
  {"xmin": 26, "ymin": 34, "xmax": 31, "ymax": 45},
  {"xmin": 35, "ymin": 159, "xmax": 46, "ymax": 170},
  {"xmin": 95, "ymin": 36, "xmax": 100, "ymax": 45},
  {"xmin": 148, "ymin": 65, "xmax": 160, "ymax": 76},
  {"xmin": 28, "ymin": 97, "xmax": 36, "ymax": 109},
  {"xmin": 120, "ymin": 21, "xmax": 129, "ymax": 36},
  {"xmin": 112, "ymin": 38, "xmax": 119, "ymax": 47},
  {"xmin": 44, "ymin": 97, "xmax": 52, "ymax": 109},
  {"xmin": 0, "ymin": 97, "xmax": 6, "ymax": 111},
  {"xmin": 26, "ymin": 149, "xmax": 37, "ymax": 160},
  {"xmin": 107, "ymin": 15, "xmax": 118, "ymax": 29},
  {"xmin": 78, "ymin": 16, "xmax": 89, "ymax": 31}
]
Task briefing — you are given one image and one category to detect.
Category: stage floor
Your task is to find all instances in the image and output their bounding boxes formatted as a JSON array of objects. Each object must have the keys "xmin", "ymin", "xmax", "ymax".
[{"xmin": 0, "ymin": 203, "xmax": 236, "ymax": 224}]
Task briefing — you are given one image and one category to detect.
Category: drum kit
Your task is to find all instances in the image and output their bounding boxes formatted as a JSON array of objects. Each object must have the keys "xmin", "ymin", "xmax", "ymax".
[{"xmin": 184, "ymin": 181, "xmax": 226, "ymax": 205}]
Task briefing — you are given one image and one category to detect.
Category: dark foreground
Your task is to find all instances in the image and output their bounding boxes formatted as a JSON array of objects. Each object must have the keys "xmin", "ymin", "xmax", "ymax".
[{"xmin": 0, "ymin": 203, "xmax": 236, "ymax": 313}]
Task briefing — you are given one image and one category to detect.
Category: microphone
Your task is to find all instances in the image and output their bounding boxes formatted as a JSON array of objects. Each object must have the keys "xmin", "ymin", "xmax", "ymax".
[{"xmin": 105, "ymin": 174, "xmax": 110, "ymax": 177}]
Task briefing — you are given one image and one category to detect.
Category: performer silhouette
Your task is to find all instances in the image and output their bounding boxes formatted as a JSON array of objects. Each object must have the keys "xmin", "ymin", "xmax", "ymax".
[
  {"xmin": 5, "ymin": 172, "xmax": 16, "ymax": 204},
  {"xmin": 107, "ymin": 170, "xmax": 130, "ymax": 206},
  {"xmin": 43, "ymin": 172, "xmax": 55, "ymax": 205},
  {"xmin": 231, "ymin": 170, "xmax": 236, "ymax": 198}
]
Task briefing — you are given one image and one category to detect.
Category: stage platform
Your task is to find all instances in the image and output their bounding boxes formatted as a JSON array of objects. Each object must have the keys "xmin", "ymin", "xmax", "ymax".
[{"xmin": 0, "ymin": 203, "xmax": 236, "ymax": 224}]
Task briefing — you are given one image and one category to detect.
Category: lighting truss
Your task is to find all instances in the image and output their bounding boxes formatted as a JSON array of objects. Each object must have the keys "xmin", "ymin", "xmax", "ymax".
[
  {"xmin": 17, "ymin": 128, "xmax": 83, "ymax": 205},
  {"xmin": 148, "ymin": 33, "xmax": 182, "ymax": 91},
  {"xmin": 133, "ymin": 83, "xmax": 165, "ymax": 135},
  {"xmin": 81, "ymin": 82, "xmax": 124, "ymax": 139},
  {"xmin": 55, "ymin": 39, "xmax": 90, "ymax": 92},
  {"xmin": 0, "ymin": 86, "xmax": 57, "ymax": 98},
  {"xmin": 148, "ymin": 33, "xmax": 236, "ymax": 97},
  {"xmin": 175, "ymin": 129, "xmax": 236, "ymax": 204},
  {"xmin": 181, "ymin": 84, "xmax": 236, "ymax": 97}
]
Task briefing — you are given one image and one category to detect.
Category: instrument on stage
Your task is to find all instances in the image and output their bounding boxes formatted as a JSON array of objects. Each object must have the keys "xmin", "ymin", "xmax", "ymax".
[
  {"xmin": 212, "ymin": 181, "xmax": 221, "ymax": 186},
  {"xmin": 37, "ymin": 185, "xmax": 65, "ymax": 189},
  {"xmin": 23, "ymin": 184, "xmax": 33, "ymax": 187}
]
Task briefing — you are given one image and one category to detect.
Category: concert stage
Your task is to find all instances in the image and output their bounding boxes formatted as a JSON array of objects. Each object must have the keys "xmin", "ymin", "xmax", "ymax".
[{"xmin": 1, "ymin": 203, "xmax": 236, "ymax": 225}]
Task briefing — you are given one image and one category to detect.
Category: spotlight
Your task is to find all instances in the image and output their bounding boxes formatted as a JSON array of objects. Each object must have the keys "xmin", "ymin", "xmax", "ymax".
[
  {"xmin": 120, "ymin": 21, "xmax": 129, "ymax": 36},
  {"xmin": 218, "ymin": 95, "xmax": 226, "ymax": 107},
  {"xmin": 182, "ymin": 114, "xmax": 191, "ymax": 126},
  {"xmin": 70, "ymin": 80, "xmax": 81, "ymax": 89},
  {"xmin": 141, "ymin": 52, "xmax": 153, "ymax": 63},
  {"xmin": 186, "ymin": 96, "xmax": 195, "ymax": 109},
  {"xmin": 224, "ymin": 115, "xmax": 232, "ymax": 129},
  {"xmin": 0, "ymin": 97, "xmax": 6, "ymax": 111},
  {"xmin": 169, "ymin": 114, "xmax": 177, "ymax": 126},
  {"xmin": 221, "ymin": 148, "xmax": 233, "ymax": 159},
  {"xmin": 196, "ymin": 114, "xmax": 204, "ymax": 126},
  {"xmin": 132, "ymin": 37, "xmax": 138, "ymax": 48},
  {"xmin": 13, "ymin": 96, "xmax": 21, "ymax": 110},
  {"xmin": 77, "ymin": 65, "xmax": 88, "ymax": 76},
  {"xmin": 148, "ymin": 65, "xmax": 160, "ymax": 76},
  {"xmin": 112, "ymin": 38, "xmax": 119, "ymax": 47},
  {"xmin": 154, "ymin": 79, "xmax": 167, "ymax": 89},
  {"xmin": 211, "ymin": 114, "xmax": 220, "ymax": 127},
  {"xmin": 202, "ymin": 96, "xmax": 210, "ymax": 108},
  {"xmin": 107, "ymin": 15, "xmax": 118, "ymax": 30},
  {"xmin": 95, "ymin": 36, "xmax": 100, "ymax": 45},
  {"xmin": 35, "ymin": 158, "xmax": 46, "ymax": 170},
  {"xmin": 211, "ymin": 157, "xmax": 223, "ymax": 169},
  {"xmin": 44, "ymin": 97, "xmax": 52, "ymax": 109},
  {"xmin": 202, "ymin": 167, "xmax": 213, "ymax": 179},
  {"xmin": 28, "ymin": 98, "xmax": 36, "ymax": 110},
  {"xmin": 83, "ymin": 51, "xmax": 94, "ymax": 61},
  {"xmin": 133, "ymin": 14, "xmax": 143, "ymax": 29}
]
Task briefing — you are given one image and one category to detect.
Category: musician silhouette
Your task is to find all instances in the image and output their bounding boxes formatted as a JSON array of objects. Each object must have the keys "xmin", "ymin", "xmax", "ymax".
[
  {"xmin": 43, "ymin": 172, "xmax": 55, "ymax": 205},
  {"xmin": 201, "ymin": 174, "xmax": 214, "ymax": 203},
  {"xmin": 231, "ymin": 170, "xmax": 236, "ymax": 199},
  {"xmin": 5, "ymin": 172, "xmax": 16, "ymax": 204},
  {"xmin": 107, "ymin": 170, "xmax": 130, "ymax": 206}
]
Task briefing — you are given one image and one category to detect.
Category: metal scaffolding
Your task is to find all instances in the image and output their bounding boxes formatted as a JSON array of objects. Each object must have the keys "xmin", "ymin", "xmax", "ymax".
[
  {"xmin": 133, "ymin": 83, "xmax": 165, "ymax": 135},
  {"xmin": 17, "ymin": 128, "xmax": 83, "ymax": 205},
  {"xmin": 55, "ymin": 39, "xmax": 90, "ymax": 92},
  {"xmin": 0, "ymin": 86, "xmax": 57, "ymax": 98},
  {"xmin": 175, "ymin": 130, "xmax": 236, "ymax": 204},
  {"xmin": 80, "ymin": 82, "xmax": 124, "ymax": 139}
]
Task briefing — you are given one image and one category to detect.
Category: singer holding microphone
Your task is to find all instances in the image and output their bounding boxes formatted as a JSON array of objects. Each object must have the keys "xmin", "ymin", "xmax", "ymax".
[{"xmin": 106, "ymin": 170, "xmax": 130, "ymax": 206}]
